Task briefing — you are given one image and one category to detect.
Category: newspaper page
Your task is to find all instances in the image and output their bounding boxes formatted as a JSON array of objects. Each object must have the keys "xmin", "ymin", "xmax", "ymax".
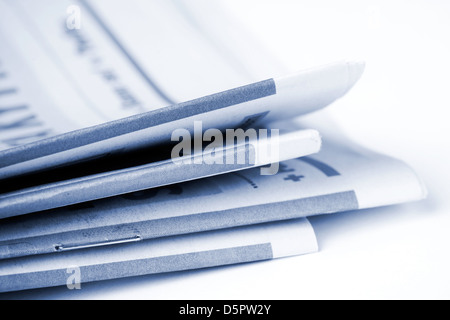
[
  {"xmin": 0, "ymin": 1, "xmax": 428, "ymax": 295},
  {"xmin": 0, "ymin": 1, "xmax": 323, "ymax": 292},
  {"xmin": 0, "ymin": 218, "xmax": 318, "ymax": 292},
  {"xmin": 1, "ymin": 0, "xmax": 284, "ymax": 143},
  {"xmin": 0, "ymin": 119, "xmax": 426, "ymax": 259},
  {"xmin": 0, "ymin": 0, "xmax": 362, "ymax": 194},
  {"xmin": 0, "ymin": 0, "xmax": 284, "ymax": 153},
  {"xmin": 0, "ymin": 128, "xmax": 322, "ymax": 217}
]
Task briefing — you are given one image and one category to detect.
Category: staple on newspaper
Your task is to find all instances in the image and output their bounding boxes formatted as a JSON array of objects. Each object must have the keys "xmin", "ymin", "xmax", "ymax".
[
  {"xmin": 0, "ymin": 0, "xmax": 427, "ymax": 293},
  {"xmin": 0, "ymin": 118, "xmax": 426, "ymax": 260}
]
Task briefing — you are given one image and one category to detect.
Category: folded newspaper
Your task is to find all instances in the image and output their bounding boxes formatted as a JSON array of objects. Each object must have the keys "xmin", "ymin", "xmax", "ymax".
[
  {"xmin": 0, "ymin": 120, "xmax": 425, "ymax": 259},
  {"xmin": 0, "ymin": 0, "xmax": 426, "ymax": 292}
]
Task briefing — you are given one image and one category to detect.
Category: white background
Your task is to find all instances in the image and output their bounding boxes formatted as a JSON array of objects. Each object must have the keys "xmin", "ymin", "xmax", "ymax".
[
  {"xmin": 221, "ymin": 0, "xmax": 450, "ymax": 299},
  {"xmin": 3, "ymin": 0, "xmax": 450, "ymax": 299}
]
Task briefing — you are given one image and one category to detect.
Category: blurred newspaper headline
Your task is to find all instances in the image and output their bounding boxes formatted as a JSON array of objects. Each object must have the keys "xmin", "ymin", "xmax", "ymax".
[{"xmin": 0, "ymin": 0, "xmax": 426, "ymax": 292}]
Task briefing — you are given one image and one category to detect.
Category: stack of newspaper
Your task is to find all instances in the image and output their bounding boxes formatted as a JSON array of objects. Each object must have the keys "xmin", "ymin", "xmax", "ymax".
[{"xmin": 0, "ymin": 0, "xmax": 426, "ymax": 292}]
